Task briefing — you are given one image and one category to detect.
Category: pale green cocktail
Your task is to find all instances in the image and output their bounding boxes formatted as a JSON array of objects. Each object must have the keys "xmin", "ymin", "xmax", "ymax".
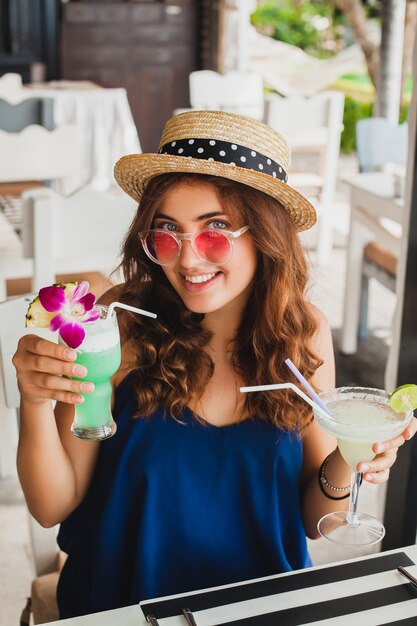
[
  {"xmin": 314, "ymin": 387, "xmax": 413, "ymax": 546},
  {"xmin": 324, "ymin": 397, "xmax": 410, "ymax": 470},
  {"xmin": 70, "ymin": 305, "xmax": 121, "ymax": 441}
]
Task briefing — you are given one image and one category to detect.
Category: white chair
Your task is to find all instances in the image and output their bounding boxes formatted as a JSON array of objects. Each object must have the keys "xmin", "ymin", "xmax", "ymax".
[
  {"xmin": 0, "ymin": 100, "xmax": 55, "ymax": 237},
  {"xmin": 0, "ymin": 124, "xmax": 78, "ymax": 184},
  {"xmin": 175, "ymin": 70, "xmax": 265, "ymax": 121},
  {"xmin": 0, "ymin": 294, "xmax": 58, "ymax": 568},
  {"xmin": 21, "ymin": 186, "xmax": 137, "ymax": 293},
  {"xmin": 265, "ymin": 91, "xmax": 345, "ymax": 266},
  {"xmin": 0, "ymin": 124, "xmax": 80, "ymax": 299},
  {"xmin": 0, "ymin": 294, "xmax": 63, "ymax": 623},
  {"xmin": 0, "ymin": 72, "xmax": 24, "ymax": 102},
  {"xmin": 0, "ymin": 97, "xmax": 54, "ymax": 132},
  {"xmin": 356, "ymin": 118, "xmax": 408, "ymax": 173}
]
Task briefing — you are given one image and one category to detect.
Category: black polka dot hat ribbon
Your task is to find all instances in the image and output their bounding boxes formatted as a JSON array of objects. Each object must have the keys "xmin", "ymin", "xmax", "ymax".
[
  {"xmin": 158, "ymin": 138, "xmax": 288, "ymax": 183},
  {"xmin": 114, "ymin": 110, "xmax": 317, "ymax": 232}
]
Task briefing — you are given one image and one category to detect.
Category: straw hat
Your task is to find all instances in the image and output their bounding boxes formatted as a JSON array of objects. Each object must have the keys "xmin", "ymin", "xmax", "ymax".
[{"xmin": 114, "ymin": 110, "xmax": 316, "ymax": 232}]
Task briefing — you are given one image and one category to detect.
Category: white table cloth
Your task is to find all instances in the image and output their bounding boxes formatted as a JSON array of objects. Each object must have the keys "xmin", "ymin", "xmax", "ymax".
[{"xmin": 25, "ymin": 82, "xmax": 141, "ymax": 193}]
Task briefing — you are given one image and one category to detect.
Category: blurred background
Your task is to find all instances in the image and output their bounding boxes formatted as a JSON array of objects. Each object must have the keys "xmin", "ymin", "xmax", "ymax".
[
  {"xmin": 0, "ymin": 0, "xmax": 414, "ymax": 151},
  {"xmin": 0, "ymin": 1, "xmax": 416, "ymax": 624}
]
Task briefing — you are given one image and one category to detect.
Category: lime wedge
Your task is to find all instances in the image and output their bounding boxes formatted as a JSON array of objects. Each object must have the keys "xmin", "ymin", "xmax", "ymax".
[{"xmin": 389, "ymin": 384, "xmax": 417, "ymax": 413}]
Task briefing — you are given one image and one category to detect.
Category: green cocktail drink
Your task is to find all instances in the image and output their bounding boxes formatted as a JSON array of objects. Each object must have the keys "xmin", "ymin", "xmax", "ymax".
[
  {"xmin": 70, "ymin": 305, "xmax": 121, "ymax": 441},
  {"xmin": 73, "ymin": 343, "xmax": 121, "ymax": 429}
]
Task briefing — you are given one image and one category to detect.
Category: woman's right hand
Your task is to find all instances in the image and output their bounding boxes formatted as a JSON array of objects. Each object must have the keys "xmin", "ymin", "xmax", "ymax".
[
  {"xmin": 12, "ymin": 334, "xmax": 93, "ymax": 406},
  {"xmin": 14, "ymin": 335, "xmax": 99, "ymax": 527}
]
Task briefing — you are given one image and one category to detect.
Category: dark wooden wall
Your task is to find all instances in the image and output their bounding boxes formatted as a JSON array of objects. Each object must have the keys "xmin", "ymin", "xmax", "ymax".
[
  {"xmin": 0, "ymin": 0, "xmax": 59, "ymax": 81},
  {"xmin": 60, "ymin": 1, "xmax": 200, "ymax": 152}
]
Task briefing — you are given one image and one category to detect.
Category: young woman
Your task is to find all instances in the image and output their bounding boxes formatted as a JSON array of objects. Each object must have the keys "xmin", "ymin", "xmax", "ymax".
[{"xmin": 13, "ymin": 111, "xmax": 416, "ymax": 618}]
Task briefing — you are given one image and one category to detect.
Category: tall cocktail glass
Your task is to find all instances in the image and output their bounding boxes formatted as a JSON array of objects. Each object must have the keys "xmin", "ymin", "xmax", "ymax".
[
  {"xmin": 314, "ymin": 387, "xmax": 412, "ymax": 545},
  {"xmin": 63, "ymin": 305, "xmax": 121, "ymax": 441}
]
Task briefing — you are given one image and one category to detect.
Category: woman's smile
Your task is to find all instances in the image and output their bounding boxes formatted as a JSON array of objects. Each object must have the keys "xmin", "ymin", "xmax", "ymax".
[{"xmin": 181, "ymin": 271, "xmax": 222, "ymax": 290}]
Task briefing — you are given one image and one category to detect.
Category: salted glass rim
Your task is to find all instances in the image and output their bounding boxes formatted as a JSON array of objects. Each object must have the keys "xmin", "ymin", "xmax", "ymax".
[{"xmin": 315, "ymin": 385, "xmax": 413, "ymax": 430}]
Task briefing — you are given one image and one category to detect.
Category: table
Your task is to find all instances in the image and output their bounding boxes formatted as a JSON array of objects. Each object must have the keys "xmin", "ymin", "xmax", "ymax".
[
  {"xmin": 43, "ymin": 545, "xmax": 417, "ymax": 625},
  {"xmin": 340, "ymin": 172, "xmax": 404, "ymax": 355},
  {"xmin": 24, "ymin": 81, "xmax": 141, "ymax": 193}
]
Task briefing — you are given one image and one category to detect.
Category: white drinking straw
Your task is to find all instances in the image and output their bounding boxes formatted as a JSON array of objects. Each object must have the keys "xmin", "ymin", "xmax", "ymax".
[
  {"xmin": 107, "ymin": 301, "xmax": 157, "ymax": 319},
  {"xmin": 240, "ymin": 382, "xmax": 331, "ymax": 419},
  {"xmin": 284, "ymin": 357, "xmax": 332, "ymax": 416}
]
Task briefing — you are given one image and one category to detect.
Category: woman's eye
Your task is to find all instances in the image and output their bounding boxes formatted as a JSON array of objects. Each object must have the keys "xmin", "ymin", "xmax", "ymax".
[
  {"xmin": 207, "ymin": 220, "xmax": 229, "ymax": 230},
  {"xmin": 155, "ymin": 222, "xmax": 178, "ymax": 232}
]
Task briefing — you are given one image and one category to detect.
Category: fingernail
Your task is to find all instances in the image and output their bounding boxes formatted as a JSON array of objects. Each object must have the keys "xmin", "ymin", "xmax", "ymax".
[
  {"xmin": 81, "ymin": 382, "xmax": 95, "ymax": 393},
  {"xmin": 360, "ymin": 464, "xmax": 369, "ymax": 472},
  {"xmin": 65, "ymin": 349, "xmax": 77, "ymax": 361},
  {"xmin": 73, "ymin": 365, "xmax": 87, "ymax": 377},
  {"xmin": 74, "ymin": 395, "xmax": 84, "ymax": 404},
  {"xmin": 375, "ymin": 444, "xmax": 384, "ymax": 454}
]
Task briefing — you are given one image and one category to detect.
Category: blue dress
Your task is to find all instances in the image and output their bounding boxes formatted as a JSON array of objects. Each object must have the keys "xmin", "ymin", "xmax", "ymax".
[{"xmin": 57, "ymin": 372, "xmax": 311, "ymax": 618}]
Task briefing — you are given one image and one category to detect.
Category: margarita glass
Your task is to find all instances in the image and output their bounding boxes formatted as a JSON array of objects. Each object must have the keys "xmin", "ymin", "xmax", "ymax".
[
  {"xmin": 63, "ymin": 305, "xmax": 121, "ymax": 441},
  {"xmin": 314, "ymin": 386, "xmax": 413, "ymax": 546}
]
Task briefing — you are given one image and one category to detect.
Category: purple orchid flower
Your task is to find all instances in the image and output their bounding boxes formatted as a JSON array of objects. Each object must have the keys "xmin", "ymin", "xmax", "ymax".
[{"xmin": 39, "ymin": 281, "xmax": 100, "ymax": 349}]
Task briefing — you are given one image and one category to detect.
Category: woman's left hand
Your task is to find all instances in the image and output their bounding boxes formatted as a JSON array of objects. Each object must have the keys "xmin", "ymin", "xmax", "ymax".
[{"xmin": 357, "ymin": 416, "xmax": 417, "ymax": 483}]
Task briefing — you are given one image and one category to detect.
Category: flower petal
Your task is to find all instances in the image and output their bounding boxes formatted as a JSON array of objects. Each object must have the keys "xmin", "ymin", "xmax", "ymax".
[
  {"xmin": 49, "ymin": 312, "xmax": 68, "ymax": 332},
  {"xmin": 59, "ymin": 321, "xmax": 85, "ymax": 349},
  {"xmin": 81, "ymin": 307, "xmax": 101, "ymax": 323},
  {"xmin": 78, "ymin": 292, "xmax": 96, "ymax": 312},
  {"xmin": 39, "ymin": 286, "xmax": 67, "ymax": 312},
  {"xmin": 72, "ymin": 281, "xmax": 89, "ymax": 302}
]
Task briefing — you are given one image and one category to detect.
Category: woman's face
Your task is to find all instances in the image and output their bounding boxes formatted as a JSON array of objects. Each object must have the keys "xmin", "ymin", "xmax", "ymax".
[{"xmin": 152, "ymin": 181, "xmax": 257, "ymax": 318}]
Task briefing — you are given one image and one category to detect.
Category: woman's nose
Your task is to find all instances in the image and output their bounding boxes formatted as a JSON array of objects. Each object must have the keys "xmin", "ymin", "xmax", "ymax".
[{"xmin": 178, "ymin": 237, "xmax": 201, "ymax": 266}]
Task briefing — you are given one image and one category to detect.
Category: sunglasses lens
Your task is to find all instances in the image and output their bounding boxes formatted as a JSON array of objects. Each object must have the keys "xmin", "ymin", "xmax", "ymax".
[
  {"xmin": 195, "ymin": 231, "xmax": 232, "ymax": 264},
  {"xmin": 145, "ymin": 231, "xmax": 179, "ymax": 264}
]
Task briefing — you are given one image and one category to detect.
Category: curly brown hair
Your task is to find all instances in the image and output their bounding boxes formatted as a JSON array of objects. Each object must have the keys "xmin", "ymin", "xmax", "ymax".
[{"xmin": 117, "ymin": 172, "xmax": 322, "ymax": 431}]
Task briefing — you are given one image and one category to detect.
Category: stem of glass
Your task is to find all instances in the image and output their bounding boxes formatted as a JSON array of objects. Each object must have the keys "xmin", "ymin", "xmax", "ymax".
[{"xmin": 346, "ymin": 471, "xmax": 362, "ymax": 526}]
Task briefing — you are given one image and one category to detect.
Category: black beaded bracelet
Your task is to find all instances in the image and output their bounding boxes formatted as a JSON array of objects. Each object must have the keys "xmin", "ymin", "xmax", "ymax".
[
  {"xmin": 318, "ymin": 452, "xmax": 351, "ymax": 501},
  {"xmin": 318, "ymin": 476, "xmax": 351, "ymax": 500}
]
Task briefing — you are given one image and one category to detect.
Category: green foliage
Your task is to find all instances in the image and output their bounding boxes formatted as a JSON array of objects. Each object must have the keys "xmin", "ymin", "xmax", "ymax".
[
  {"xmin": 251, "ymin": 0, "xmax": 347, "ymax": 57},
  {"xmin": 333, "ymin": 75, "xmax": 374, "ymax": 102},
  {"xmin": 399, "ymin": 101, "xmax": 410, "ymax": 125},
  {"xmin": 341, "ymin": 96, "xmax": 373, "ymax": 153}
]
